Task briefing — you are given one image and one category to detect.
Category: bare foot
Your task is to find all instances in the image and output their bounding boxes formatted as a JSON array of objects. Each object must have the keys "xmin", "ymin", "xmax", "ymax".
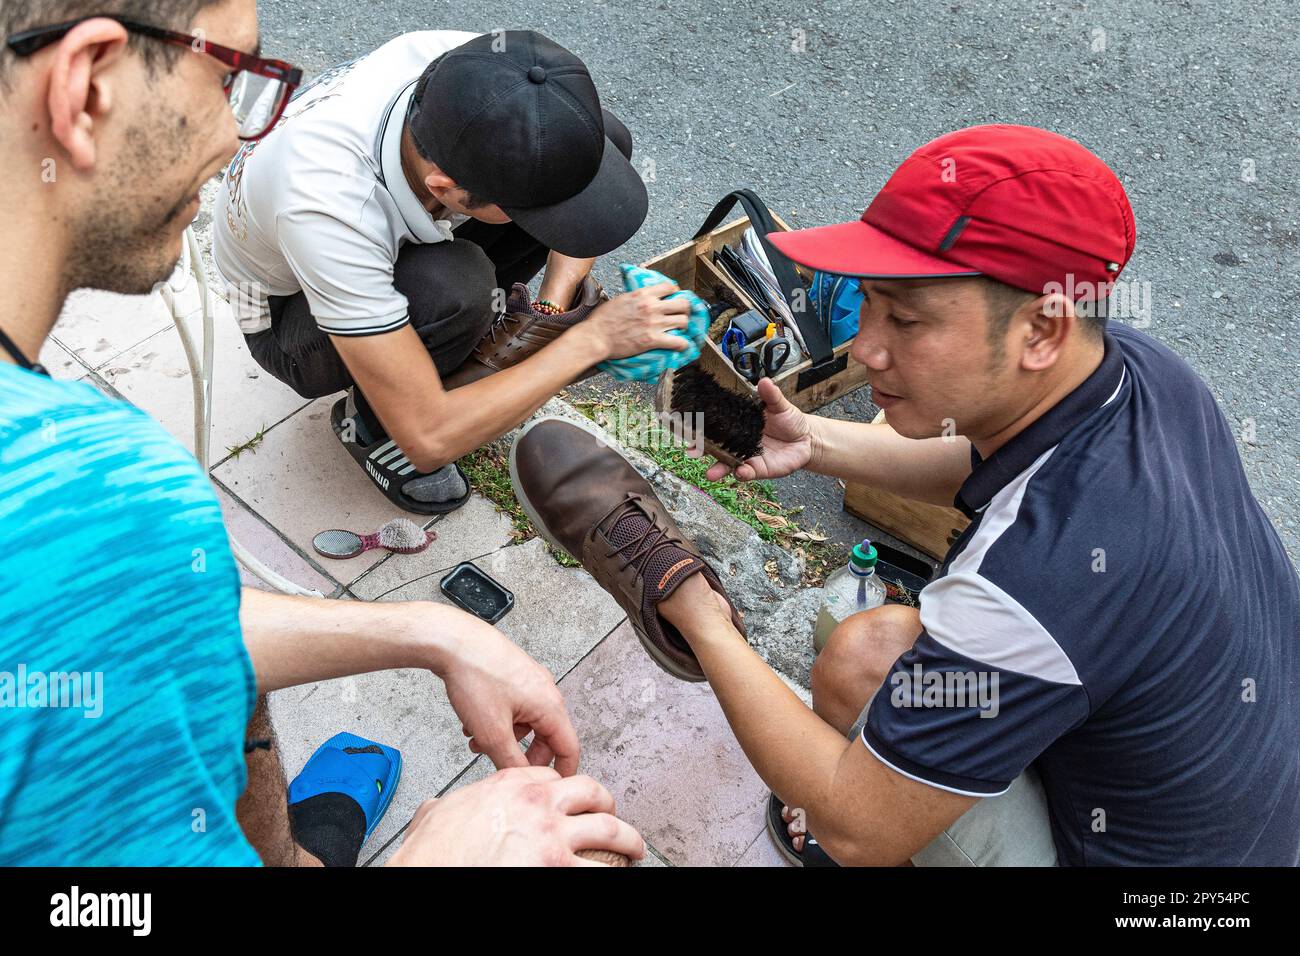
[{"xmin": 782, "ymin": 803, "xmax": 807, "ymax": 853}]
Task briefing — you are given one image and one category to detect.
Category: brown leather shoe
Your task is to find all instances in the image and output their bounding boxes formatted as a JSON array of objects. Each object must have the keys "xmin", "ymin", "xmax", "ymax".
[
  {"xmin": 442, "ymin": 275, "xmax": 605, "ymax": 389},
  {"xmin": 509, "ymin": 416, "xmax": 746, "ymax": 682}
]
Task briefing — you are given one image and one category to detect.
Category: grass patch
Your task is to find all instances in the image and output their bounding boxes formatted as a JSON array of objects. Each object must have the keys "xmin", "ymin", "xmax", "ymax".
[{"xmin": 225, "ymin": 423, "xmax": 269, "ymax": 460}]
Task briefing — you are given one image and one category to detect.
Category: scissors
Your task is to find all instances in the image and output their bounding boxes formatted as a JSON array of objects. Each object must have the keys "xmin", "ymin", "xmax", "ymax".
[
  {"xmin": 720, "ymin": 326, "xmax": 748, "ymax": 361},
  {"xmin": 734, "ymin": 324, "xmax": 792, "ymax": 384}
]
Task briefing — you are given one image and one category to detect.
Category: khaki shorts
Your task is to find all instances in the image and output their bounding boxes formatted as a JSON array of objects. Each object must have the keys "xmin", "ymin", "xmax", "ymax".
[{"xmin": 850, "ymin": 705, "xmax": 1058, "ymax": 867}]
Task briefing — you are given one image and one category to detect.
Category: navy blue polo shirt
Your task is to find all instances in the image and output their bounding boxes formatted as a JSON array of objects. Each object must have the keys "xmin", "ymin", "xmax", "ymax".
[{"xmin": 864, "ymin": 323, "xmax": 1299, "ymax": 865}]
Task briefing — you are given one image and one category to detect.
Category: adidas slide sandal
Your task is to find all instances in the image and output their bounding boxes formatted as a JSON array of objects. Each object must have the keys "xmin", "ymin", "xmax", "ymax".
[{"xmin": 330, "ymin": 396, "xmax": 471, "ymax": 515}]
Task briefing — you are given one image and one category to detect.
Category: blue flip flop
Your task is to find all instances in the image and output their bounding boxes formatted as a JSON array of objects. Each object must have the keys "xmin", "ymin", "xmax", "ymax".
[{"xmin": 288, "ymin": 732, "xmax": 402, "ymax": 842}]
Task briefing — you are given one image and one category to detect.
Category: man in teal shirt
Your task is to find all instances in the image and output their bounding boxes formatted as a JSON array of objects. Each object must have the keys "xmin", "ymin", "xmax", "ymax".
[
  {"xmin": 0, "ymin": 362, "xmax": 261, "ymax": 865},
  {"xmin": 0, "ymin": 0, "xmax": 642, "ymax": 867}
]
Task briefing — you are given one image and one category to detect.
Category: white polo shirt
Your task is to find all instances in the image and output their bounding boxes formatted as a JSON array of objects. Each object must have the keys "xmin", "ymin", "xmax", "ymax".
[{"xmin": 212, "ymin": 30, "xmax": 480, "ymax": 336}]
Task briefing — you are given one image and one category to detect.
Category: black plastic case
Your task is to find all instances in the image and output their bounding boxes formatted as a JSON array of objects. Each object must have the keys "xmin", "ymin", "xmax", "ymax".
[
  {"xmin": 439, "ymin": 562, "xmax": 514, "ymax": 624},
  {"xmin": 872, "ymin": 542, "xmax": 935, "ymax": 607}
]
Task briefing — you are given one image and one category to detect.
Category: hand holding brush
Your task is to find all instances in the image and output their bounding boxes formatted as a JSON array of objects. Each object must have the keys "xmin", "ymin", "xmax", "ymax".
[{"xmin": 701, "ymin": 378, "xmax": 815, "ymax": 482}]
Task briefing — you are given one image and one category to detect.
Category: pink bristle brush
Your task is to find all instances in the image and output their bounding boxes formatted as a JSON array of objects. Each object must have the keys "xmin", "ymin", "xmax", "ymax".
[{"xmin": 312, "ymin": 518, "xmax": 435, "ymax": 560}]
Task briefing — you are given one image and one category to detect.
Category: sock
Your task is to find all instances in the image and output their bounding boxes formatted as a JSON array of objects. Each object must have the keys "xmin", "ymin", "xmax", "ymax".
[
  {"xmin": 287, "ymin": 792, "xmax": 367, "ymax": 867},
  {"xmin": 402, "ymin": 463, "xmax": 468, "ymax": 503}
]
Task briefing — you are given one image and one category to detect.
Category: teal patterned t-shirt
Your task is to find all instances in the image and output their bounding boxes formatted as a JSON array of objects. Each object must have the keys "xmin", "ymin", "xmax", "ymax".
[{"xmin": 0, "ymin": 362, "xmax": 258, "ymax": 865}]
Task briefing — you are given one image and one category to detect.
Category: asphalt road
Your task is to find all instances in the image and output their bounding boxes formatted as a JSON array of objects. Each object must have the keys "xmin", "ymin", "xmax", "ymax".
[{"xmin": 255, "ymin": 0, "xmax": 1299, "ymax": 564}]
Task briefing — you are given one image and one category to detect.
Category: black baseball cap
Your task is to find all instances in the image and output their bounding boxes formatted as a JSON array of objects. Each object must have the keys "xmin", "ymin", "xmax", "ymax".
[{"xmin": 408, "ymin": 31, "xmax": 648, "ymax": 258}]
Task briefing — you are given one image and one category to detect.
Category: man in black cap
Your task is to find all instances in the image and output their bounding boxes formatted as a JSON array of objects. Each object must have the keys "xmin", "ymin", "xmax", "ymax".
[{"xmin": 213, "ymin": 29, "xmax": 687, "ymax": 514}]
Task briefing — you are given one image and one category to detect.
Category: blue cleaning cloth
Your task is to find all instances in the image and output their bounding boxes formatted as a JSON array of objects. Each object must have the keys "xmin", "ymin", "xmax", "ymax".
[{"xmin": 595, "ymin": 264, "xmax": 711, "ymax": 382}]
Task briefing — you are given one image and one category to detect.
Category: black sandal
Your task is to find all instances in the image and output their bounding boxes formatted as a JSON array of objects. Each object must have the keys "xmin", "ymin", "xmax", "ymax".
[
  {"xmin": 766, "ymin": 792, "xmax": 840, "ymax": 867},
  {"xmin": 330, "ymin": 397, "xmax": 471, "ymax": 516}
]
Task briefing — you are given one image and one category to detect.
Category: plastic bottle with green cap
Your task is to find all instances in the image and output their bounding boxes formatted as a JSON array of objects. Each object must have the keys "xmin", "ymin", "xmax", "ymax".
[{"xmin": 813, "ymin": 539, "xmax": 887, "ymax": 653}]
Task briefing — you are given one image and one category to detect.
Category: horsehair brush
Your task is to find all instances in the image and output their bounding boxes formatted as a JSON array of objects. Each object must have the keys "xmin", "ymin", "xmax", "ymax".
[{"xmin": 663, "ymin": 360, "xmax": 765, "ymax": 468}]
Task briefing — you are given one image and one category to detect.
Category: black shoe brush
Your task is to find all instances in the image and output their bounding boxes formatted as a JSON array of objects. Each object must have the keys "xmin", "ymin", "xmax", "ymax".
[{"xmin": 656, "ymin": 344, "xmax": 766, "ymax": 468}]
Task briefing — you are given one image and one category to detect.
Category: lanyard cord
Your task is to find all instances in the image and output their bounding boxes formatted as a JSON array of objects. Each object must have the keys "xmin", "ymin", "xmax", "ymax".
[{"xmin": 0, "ymin": 326, "xmax": 48, "ymax": 376}]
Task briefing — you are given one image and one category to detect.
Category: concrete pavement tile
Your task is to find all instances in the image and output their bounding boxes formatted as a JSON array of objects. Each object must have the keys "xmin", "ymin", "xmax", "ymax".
[
  {"xmin": 212, "ymin": 397, "xmax": 429, "ymax": 586},
  {"xmin": 351, "ymin": 537, "xmax": 625, "ymax": 858},
  {"xmin": 347, "ymin": 494, "xmax": 516, "ymax": 600},
  {"xmin": 359, "ymin": 604, "xmax": 808, "ymax": 868},
  {"xmin": 734, "ymin": 827, "xmax": 794, "ymax": 867},
  {"xmin": 268, "ymin": 664, "xmax": 480, "ymax": 866},
  {"xmin": 51, "ymin": 288, "xmax": 172, "ymax": 370},
  {"xmin": 557, "ymin": 620, "xmax": 771, "ymax": 867},
  {"xmin": 37, "ymin": 337, "xmax": 87, "ymax": 381},
  {"xmin": 359, "ymin": 536, "xmax": 625, "ymax": 680},
  {"xmin": 214, "ymin": 483, "xmax": 339, "ymax": 595},
  {"xmin": 98, "ymin": 295, "xmax": 309, "ymax": 460}
]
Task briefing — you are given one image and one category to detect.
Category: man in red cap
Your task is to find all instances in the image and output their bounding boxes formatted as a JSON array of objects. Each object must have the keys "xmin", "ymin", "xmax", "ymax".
[
  {"xmin": 512, "ymin": 123, "xmax": 1298, "ymax": 865},
  {"xmin": 691, "ymin": 123, "xmax": 1298, "ymax": 865}
]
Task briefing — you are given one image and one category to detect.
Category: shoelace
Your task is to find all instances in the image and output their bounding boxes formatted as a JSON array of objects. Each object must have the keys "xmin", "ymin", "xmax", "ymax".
[
  {"xmin": 480, "ymin": 309, "xmax": 526, "ymax": 347},
  {"xmin": 602, "ymin": 498, "xmax": 683, "ymax": 576},
  {"xmin": 476, "ymin": 283, "xmax": 599, "ymax": 355},
  {"xmin": 477, "ymin": 302, "xmax": 589, "ymax": 353}
]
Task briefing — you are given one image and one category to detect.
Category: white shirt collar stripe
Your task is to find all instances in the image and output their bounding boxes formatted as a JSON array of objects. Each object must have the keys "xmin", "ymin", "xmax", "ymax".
[{"xmin": 379, "ymin": 83, "xmax": 459, "ymax": 244}]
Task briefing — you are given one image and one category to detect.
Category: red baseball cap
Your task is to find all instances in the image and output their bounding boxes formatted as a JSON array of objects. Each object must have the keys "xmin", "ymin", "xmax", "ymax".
[{"xmin": 768, "ymin": 124, "xmax": 1136, "ymax": 300}]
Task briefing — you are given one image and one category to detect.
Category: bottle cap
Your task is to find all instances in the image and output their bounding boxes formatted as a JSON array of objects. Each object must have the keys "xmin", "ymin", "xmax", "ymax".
[{"xmin": 850, "ymin": 539, "xmax": 878, "ymax": 572}]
